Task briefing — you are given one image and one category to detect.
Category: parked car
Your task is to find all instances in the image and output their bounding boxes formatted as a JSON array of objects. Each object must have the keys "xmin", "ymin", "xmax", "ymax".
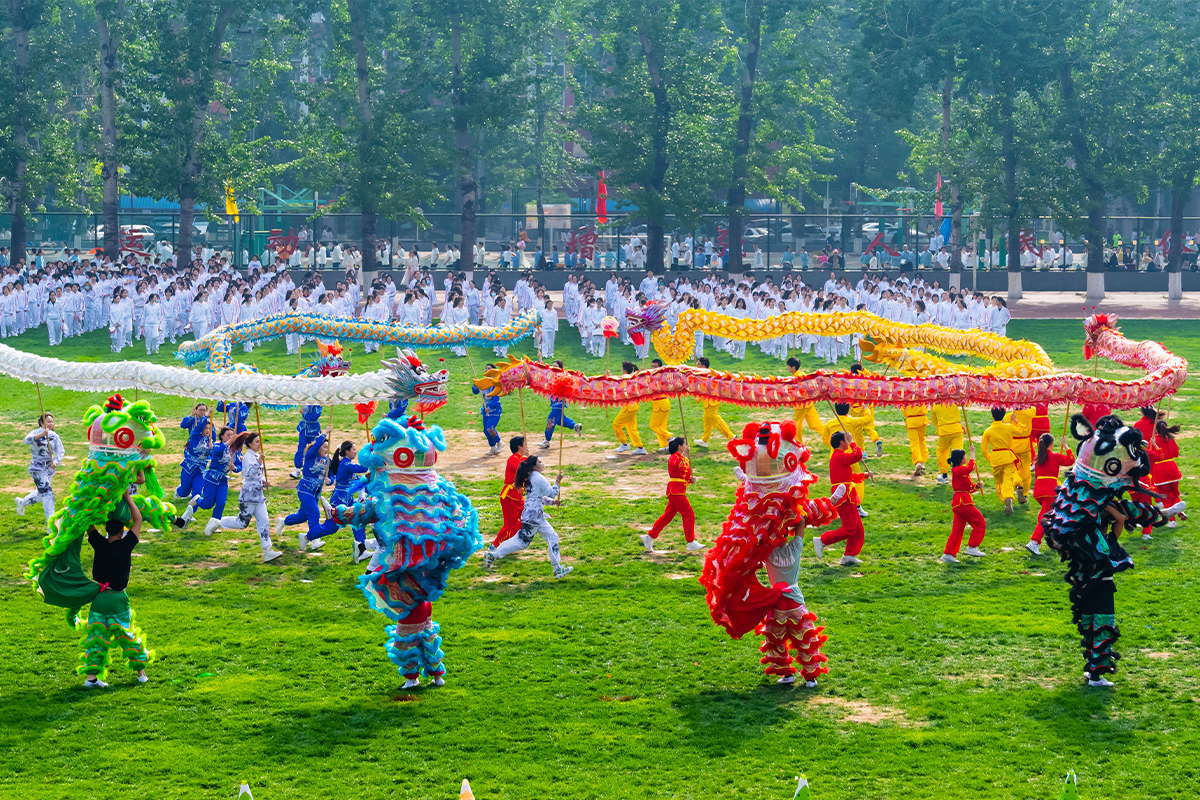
[{"xmin": 89, "ymin": 224, "xmax": 156, "ymax": 243}]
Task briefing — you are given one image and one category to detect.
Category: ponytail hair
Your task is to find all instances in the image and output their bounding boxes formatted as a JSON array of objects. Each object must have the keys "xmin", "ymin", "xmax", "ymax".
[
  {"xmin": 328, "ymin": 439, "xmax": 355, "ymax": 475},
  {"xmin": 1156, "ymin": 419, "xmax": 1181, "ymax": 440},
  {"xmin": 513, "ymin": 455, "xmax": 540, "ymax": 491},
  {"xmin": 1035, "ymin": 433, "xmax": 1053, "ymax": 466}
]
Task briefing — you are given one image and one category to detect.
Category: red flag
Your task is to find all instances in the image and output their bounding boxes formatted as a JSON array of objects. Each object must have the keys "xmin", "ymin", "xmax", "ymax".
[
  {"xmin": 934, "ymin": 173, "xmax": 943, "ymax": 218},
  {"xmin": 596, "ymin": 172, "xmax": 608, "ymax": 225}
]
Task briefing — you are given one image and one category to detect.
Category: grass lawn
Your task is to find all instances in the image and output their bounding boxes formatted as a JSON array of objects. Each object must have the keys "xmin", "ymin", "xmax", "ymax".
[{"xmin": 0, "ymin": 318, "xmax": 1196, "ymax": 799}]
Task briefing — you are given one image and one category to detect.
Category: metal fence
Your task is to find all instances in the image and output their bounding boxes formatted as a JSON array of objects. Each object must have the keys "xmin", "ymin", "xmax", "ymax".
[{"xmin": 3, "ymin": 211, "xmax": 1198, "ymax": 271}]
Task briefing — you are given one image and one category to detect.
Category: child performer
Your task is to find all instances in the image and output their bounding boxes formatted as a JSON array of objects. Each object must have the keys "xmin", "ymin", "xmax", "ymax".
[
  {"xmin": 204, "ymin": 432, "xmax": 284, "ymax": 563},
  {"xmin": 486, "ymin": 437, "xmax": 529, "ymax": 558},
  {"xmin": 540, "ymin": 361, "xmax": 583, "ymax": 449},
  {"xmin": 1026, "ymin": 433, "xmax": 1076, "ymax": 555},
  {"xmin": 16, "ymin": 412, "xmax": 65, "ymax": 522},
  {"xmin": 648, "ymin": 358, "xmax": 673, "ymax": 453},
  {"xmin": 485, "ymin": 455, "xmax": 573, "ymax": 579},
  {"xmin": 471, "ymin": 365, "xmax": 504, "ymax": 455},
  {"xmin": 811, "ymin": 431, "xmax": 871, "ymax": 566},
  {"xmin": 1152, "ymin": 419, "xmax": 1184, "ymax": 528},
  {"xmin": 931, "ymin": 403, "xmax": 964, "ymax": 484},
  {"xmin": 325, "ymin": 439, "xmax": 372, "ymax": 563},
  {"xmin": 902, "ymin": 405, "xmax": 929, "ymax": 477},
  {"xmin": 81, "ymin": 486, "xmax": 152, "ymax": 688},
  {"xmin": 539, "ymin": 297, "xmax": 558, "ymax": 359},
  {"xmin": 291, "ymin": 404, "xmax": 323, "ymax": 478},
  {"xmin": 174, "ymin": 426, "xmax": 240, "ymax": 529},
  {"xmin": 693, "ymin": 356, "xmax": 734, "ymax": 448},
  {"xmin": 276, "ymin": 433, "xmax": 333, "ymax": 552},
  {"xmin": 785, "ymin": 357, "xmax": 823, "ymax": 445},
  {"xmin": 639, "ymin": 437, "xmax": 705, "ymax": 552},
  {"xmin": 980, "ymin": 407, "xmax": 1018, "ymax": 515},
  {"xmin": 822, "ymin": 403, "xmax": 868, "ymax": 511},
  {"xmin": 613, "ymin": 361, "xmax": 647, "ymax": 455},
  {"xmin": 941, "ymin": 449, "xmax": 987, "ymax": 563},
  {"xmin": 174, "ymin": 415, "xmax": 212, "ymax": 503}
]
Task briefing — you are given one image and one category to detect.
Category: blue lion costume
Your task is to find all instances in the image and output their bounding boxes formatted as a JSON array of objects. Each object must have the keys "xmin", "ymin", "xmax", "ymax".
[
  {"xmin": 1041, "ymin": 413, "xmax": 1178, "ymax": 683},
  {"xmin": 331, "ymin": 350, "xmax": 482, "ymax": 687}
]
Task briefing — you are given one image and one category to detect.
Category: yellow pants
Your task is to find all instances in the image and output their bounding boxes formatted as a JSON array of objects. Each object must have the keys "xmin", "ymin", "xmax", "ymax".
[
  {"xmin": 851, "ymin": 464, "xmax": 865, "ymax": 503},
  {"xmin": 702, "ymin": 406, "xmax": 734, "ymax": 442},
  {"xmin": 793, "ymin": 404, "xmax": 823, "ymax": 443},
  {"xmin": 862, "ymin": 418, "xmax": 881, "ymax": 443},
  {"xmin": 936, "ymin": 433, "xmax": 963, "ymax": 474},
  {"xmin": 991, "ymin": 461, "xmax": 1016, "ymax": 501},
  {"xmin": 906, "ymin": 426, "xmax": 929, "ymax": 465},
  {"xmin": 649, "ymin": 408, "xmax": 672, "ymax": 448},
  {"xmin": 1013, "ymin": 449, "xmax": 1031, "ymax": 493},
  {"xmin": 613, "ymin": 407, "xmax": 643, "ymax": 448}
]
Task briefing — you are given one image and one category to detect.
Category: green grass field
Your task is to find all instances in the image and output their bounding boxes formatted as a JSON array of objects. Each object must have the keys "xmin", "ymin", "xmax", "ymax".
[{"xmin": 0, "ymin": 319, "xmax": 1196, "ymax": 800}]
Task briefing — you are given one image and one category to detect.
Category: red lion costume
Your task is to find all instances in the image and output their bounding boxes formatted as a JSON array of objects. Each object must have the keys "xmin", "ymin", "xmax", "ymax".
[{"xmin": 699, "ymin": 421, "xmax": 841, "ymax": 684}]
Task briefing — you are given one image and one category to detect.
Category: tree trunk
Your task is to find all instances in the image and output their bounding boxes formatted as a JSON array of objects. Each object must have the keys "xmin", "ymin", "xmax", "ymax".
[
  {"xmin": 638, "ymin": 26, "xmax": 669, "ymax": 272},
  {"xmin": 98, "ymin": 0, "xmax": 121, "ymax": 262},
  {"xmin": 535, "ymin": 72, "xmax": 547, "ymax": 257},
  {"xmin": 942, "ymin": 76, "xmax": 963, "ymax": 274},
  {"xmin": 452, "ymin": 14, "xmax": 476, "ymax": 271},
  {"xmin": 727, "ymin": 0, "xmax": 763, "ymax": 274},
  {"xmin": 8, "ymin": 0, "xmax": 31, "ymax": 268},
  {"xmin": 1055, "ymin": 46, "xmax": 1104, "ymax": 299},
  {"xmin": 177, "ymin": 3, "xmax": 237, "ymax": 264},
  {"xmin": 1168, "ymin": 175, "xmax": 1191, "ymax": 276},
  {"xmin": 347, "ymin": 0, "xmax": 377, "ymax": 275},
  {"xmin": 1000, "ymin": 87, "xmax": 1021, "ymax": 278}
]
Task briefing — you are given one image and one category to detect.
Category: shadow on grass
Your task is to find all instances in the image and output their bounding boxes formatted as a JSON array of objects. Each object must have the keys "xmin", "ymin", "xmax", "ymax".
[{"xmin": 671, "ymin": 685, "xmax": 818, "ymax": 747}]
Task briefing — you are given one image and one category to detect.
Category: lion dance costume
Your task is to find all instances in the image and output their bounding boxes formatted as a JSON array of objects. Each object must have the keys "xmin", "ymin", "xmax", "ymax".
[
  {"xmin": 700, "ymin": 421, "xmax": 840, "ymax": 684},
  {"xmin": 332, "ymin": 350, "xmax": 482, "ymax": 685},
  {"xmin": 1041, "ymin": 414, "xmax": 1177, "ymax": 682},
  {"xmin": 26, "ymin": 394, "xmax": 175, "ymax": 679}
]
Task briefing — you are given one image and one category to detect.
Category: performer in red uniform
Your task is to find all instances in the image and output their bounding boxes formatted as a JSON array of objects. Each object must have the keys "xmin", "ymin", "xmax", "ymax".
[
  {"xmin": 1027, "ymin": 433, "xmax": 1077, "ymax": 555},
  {"xmin": 639, "ymin": 437, "xmax": 705, "ymax": 551},
  {"xmin": 812, "ymin": 430, "xmax": 871, "ymax": 566},
  {"xmin": 486, "ymin": 436, "xmax": 527, "ymax": 558},
  {"xmin": 941, "ymin": 449, "xmax": 987, "ymax": 563},
  {"xmin": 1130, "ymin": 409, "xmax": 1163, "ymax": 541},
  {"xmin": 1152, "ymin": 420, "xmax": 1184, "ymax": 527}
]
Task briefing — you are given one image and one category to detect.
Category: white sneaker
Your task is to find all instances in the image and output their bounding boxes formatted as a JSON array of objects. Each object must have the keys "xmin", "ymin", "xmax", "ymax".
[
  {"xmin": 1025, "ymin": 540, "xmax": 1041, "ymax": 555},
  {"xmin": 913, "ymin": 463, "xmax": 925, "ymax": 477},
  {"xmin": 403, "ymin": 677, "xmax": 420, "ymax": 689},
  {"xmin": 685, "ymin": 540, "xmax": 706, "ymax": 551},
  {"xmin": 432, "ymin": 676, "xmax": 445, "ymax": 686},
  {"xmin": 1163, "ymin": 500, "xmax": 1186, "ymax": 517},
  {"xmin": 482, "ymin": 549, "xmax": 496, "ymax": 568},
  {"xmin": 308, "ymin": 538, "xmax": 326, "ymax": 551},
  {"xmin": 656, "ymin": 446, "xmax": 669, "ymax": 454},
  {"xmin": 964, "ymin": 546, "xmax": 986, "ymax": 557},
  {"xmin": 811, "ymin": 536, "xmax": 825, "ymax": 558},
  {"xmin": 615, "ymin": 443, "xmax": 631, "ymax": 453},
  {"xmin": 320, "ymin": 497, "xmax": 333, "ymax": 515},
  {"xmin": 776, "ymin": 675, "xmax": 796, "ymax": 684},
  {"xmin": 353, "ymin": 541, "xmax": 371, "ymax": 563},
  {"xmin": 289, "ymin": 469, "xmax": 302, "ymax": 479},
  {"xmin": 262, "ymin": 549, "xmax": 283, "ymax": 563},
  {"xmin": 554, "ymin": 564, "xmax": 573, "ymax": 579},
  {"xmin": 639, "ymin": 534, "xmax": 655, "ymax": 552},
  {"xmin": 298, "ymin": 531, "xmax": 308, "ymax": 551},
  {"xmin": 693, "ymin": 439, "xmax": 709, "ymax": 448},
  {"xmin": 875, "ymin": 441, "xmax": 883, "ymax": 457},
  {"xmin": 1142, "ymin": 533, "xmax": 1153, "ymax": 541},
  {"xmin": 631, "ymin": 447, "xmax": 648, "ymax": 455},
  {"xmin": 804, "ymin": 680, "xmax": 818, "ymax": 688},
  {"xmin": 940, "ymin": 553, "xmax": 959, "ymax": 564},
  {"xmin": 275, "ymin": 516, "xmax": 287, "ymax": 540},
  {"xmin": 203, "ymin": 518, "xmax": 220, "ymax": 537},
  {"xmin": 839, "ymin": 555, "xmax": 862, "ymax": 566},
  {"xmin": 83, "ymin": 678, "xmax": 109, "ymax": 689},
  {"xmin": 1088, "ymin": 677, "xmax": 1114, "ymax": 687},
  {"xmin": 538, "ymin": 440, "xmax": 551, "ymax": 449},
  {"xmin": 936, "ymin": 475, "xmax": 949, "ymax": 484},
  {"xmin": 1004, "ymin": 498, "xmax": 1014, "ymax": 515},
  {"xmin": 857, "ymin": 506, "xmax": 868, "ymax": 518},
  {"xmin": 1167, "ymin": 520, "xmax": 1177, "ymax": 528},
  {"xmin": 14, "ymin": 498, "xmax": 26, "ymax": 516},
  {"xmin": 136, "ymin": 674, "xmax": 149, "ymax": 684}
]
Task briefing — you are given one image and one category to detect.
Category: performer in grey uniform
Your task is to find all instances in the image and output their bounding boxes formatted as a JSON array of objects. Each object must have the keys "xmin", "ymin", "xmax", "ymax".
[
  {"xmin": 204, "ymin": 432, "xmax": 283, "ymax": 563},
  {"xmin": 16, "ymin": 413, "xmax": 65, "ymax": 522}
]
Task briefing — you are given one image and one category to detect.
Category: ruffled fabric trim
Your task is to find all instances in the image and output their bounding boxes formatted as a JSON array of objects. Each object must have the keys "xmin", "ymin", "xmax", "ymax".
[
  {"xmin": 385, "ymin": 620, "xmax": 445, "ymax": 679},
  {"xmin": 75, "ymin": 610, "xmax": 153, "ymax": 679},
  {"xmin": 756, "ymin": 605, "xmax": 829, "ymax": 680}
]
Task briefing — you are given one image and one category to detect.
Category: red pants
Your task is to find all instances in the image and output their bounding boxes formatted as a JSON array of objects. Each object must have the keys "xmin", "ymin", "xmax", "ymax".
[
  {"xmin": 820, "ymin": 499, "xmax": 864, "ymax": 556},
  {"xmin": 648, "ymin": 494, "xmax": 695, "ymax": 542},
  {"xmin": 492, "ymin": 493, "xmax": 524, "ymax": 547},
  {"xmin": 1031, "ymin": 496, "xmax": 1054, "ymax": 543},
  {"xmin": 1159, "ymin": 481, "xmax": 1181, "ymax": 508},
  {"xmin": 945, "ymin": 502, "xmax": 986, "ymax": 555}
]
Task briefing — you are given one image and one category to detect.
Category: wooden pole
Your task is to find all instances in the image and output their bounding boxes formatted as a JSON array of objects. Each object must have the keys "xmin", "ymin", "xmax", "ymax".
[
  {"xmin": 960, "ymin": 406, "xmax": 983, "ymax": 487},
  {"xmin": 518, "ymin": 387, "xmax": 527, "ymax": 440},
  {"xmin": 254, "ymin": 402, "xmax": 269, "ymax": 490},
  {"xmin": 1059, "ymin": 401, "xmax": 1072, "ymax": 449},
  {"xmin": 464, "ymin": 346, "xmax": 478, "ymax": 380},
  {"xmin": 35, "ymin": 382, "xmax": 46, "ymax": 422},
  {"xmin": 676, "ymin": 395, "xmax": 689, "ymax": 441},
  {"xmin": 558, "ymin": 413, "xmax": 565, "ymax": 471}
]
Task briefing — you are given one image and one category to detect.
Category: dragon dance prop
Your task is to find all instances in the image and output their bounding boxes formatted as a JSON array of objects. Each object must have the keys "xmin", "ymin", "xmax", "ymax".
[
  {"xmin": 26, "ymin": 394, "xmax": 175, "ymax": 677},
  {"xmin": 700, "ymin": 421, "xmax": 841, "ymax": 682},
  {"xmin": 476, "ymin": 315, "xmax": 1185, "ymax": 410},
  {"xmin": 329, "ymin": 354, "xmax": 481, "ymax": 684},
  {"xmin": 0, "ymin": 311, "xmax": 539, "ymax": 405}
]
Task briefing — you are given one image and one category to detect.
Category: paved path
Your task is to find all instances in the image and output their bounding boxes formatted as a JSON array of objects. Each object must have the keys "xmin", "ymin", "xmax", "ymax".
[{"xmin": 1008, "ymin": 292, "xmax": 1200, "ymax": 319}]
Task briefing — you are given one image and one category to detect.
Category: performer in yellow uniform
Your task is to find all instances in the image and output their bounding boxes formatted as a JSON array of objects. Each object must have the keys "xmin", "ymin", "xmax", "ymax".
[
  {"xmin": 612, "ymin": 361, "xmax": 646, "ymax": 455},
  {"xmin": 980, "ymin": 407, "xmax": 1018, "ymax": 514},
  {"xmin": 1004, "ymin": 406, "xmax": 1034, "ymax": 506},
  {"xmin": 785, "ymin": 357, "xmax": 823, "ymax": 444},
  {"xmin": 694, "ymin": 356, "xmax": 734, "ymax": 447},
  {"xmin": 902, "ymin": 405, "xmax": 929, "ymax": 476},
  {"xmin": 850, "ymin": 364, "xmax": 883, "ymax": 456},
  {"xmin": 646, "ymin": 360, "xmax": 673, "ymax": 451},
  {"xmin": 823, "ymin": 402, "xmax": 869, "ymax": 508},
  {"xmin": 930, "ymin": 403, "xmax": 964, "ymax": 483}
]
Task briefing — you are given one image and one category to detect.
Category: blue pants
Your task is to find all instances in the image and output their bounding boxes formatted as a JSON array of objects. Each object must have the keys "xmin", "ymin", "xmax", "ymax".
[
  {"xmin": 482, "ymin": 411, "xmax": 502, "ymax": 447},
  {"xmin": 330, "ymin": 490, "xmax": 366, "ymax": 543},
  {"xmin": 193, "ymin": 479, "xmax": 229, "ymax": 519},
  {"xmin": 286, "ymin": 492, "xmax": 339, "ymax": 541},
  {"xmin": 544, "ymin": 411, "xmax": 577, "ymax": 442},
  {"xmin": 174, "ymin": 461, "xmax": 204, "ymax": 499}
]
